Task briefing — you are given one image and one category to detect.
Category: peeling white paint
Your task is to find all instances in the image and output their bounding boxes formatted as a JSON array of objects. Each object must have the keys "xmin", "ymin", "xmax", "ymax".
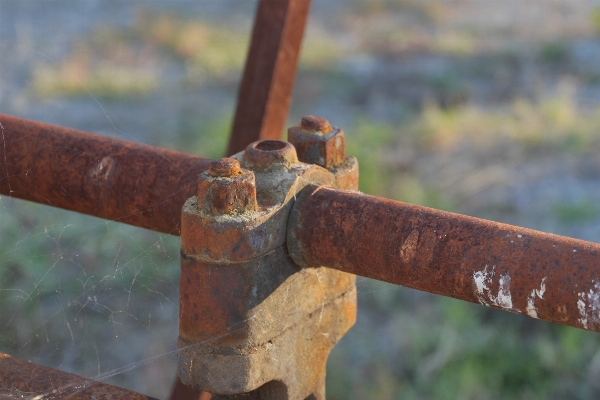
[
  {"xmin": 497, "ymin": 273, "xmax": 513, "ymax": 309},
  {"xmin": 525, "ymin": 277, "xmax": 547, "ymax": 318},
  {"xmin": 578, "ymin": 294, "xmax": 588, "ymax": 329},
  {"xmin": 473, "ymin": 266, "xmax": 494, "ymax": 306},
  {"xmin": 576, "ymin": 281, "xmax": 600, "ymax": 329},
  {"xmin": 473, "ymin": 266, "xmax": 513, "ymax": 310},
  {"xmin": 536, "ymin": 278, "xmax": 546, "ymax": 299},
  {"xmin": 526, "ymin": 295, "xmax": 538, "ymax": 318}
]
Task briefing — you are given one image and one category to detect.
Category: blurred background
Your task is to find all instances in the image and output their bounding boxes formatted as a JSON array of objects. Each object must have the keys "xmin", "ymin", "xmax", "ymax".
[{"xmin": 3, "ymin": 0, "xmax": 600, "ymax": 399}]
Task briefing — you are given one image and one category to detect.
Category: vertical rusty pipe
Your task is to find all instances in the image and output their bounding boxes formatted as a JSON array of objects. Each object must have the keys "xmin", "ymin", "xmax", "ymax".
[
  {"xmin": 0, "ymin": 114, "xmax": 212, "ymax": 235},
  {"xmin": 288, "ymin": 186, "xmax": 600, "ymax": 333},
  {"xmin": 226, "ymin": 0, "xmax": 312, "ymax": 155}
]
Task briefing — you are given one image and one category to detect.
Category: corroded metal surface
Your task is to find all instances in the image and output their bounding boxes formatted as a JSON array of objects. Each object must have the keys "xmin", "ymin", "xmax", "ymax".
[
  {"xmin": 288, "ymin": 116, "xmax": 357, "ymax": 191},
  {"xmin": 0, "ymin": 353, "xmax": 152, "ymax": 399},
  {"xmin": 288, "ymin": 116, "xmax": 346, "ymax": 169},
  {"xmin": 330, "ymin": 155, "xmax": 359, "ymax": 191},
  {"xmin": 226, "ymin": 0, "xmax": 312, "ymax": 155},
  {"xmin": 199, "ymin": 159, "xmax": 258, "ymax": 216},
  {"xmin": 0, "ymin": 114, "xmax": 212, "ymax": 235},
  {"xmin": 243, "ymin": 140, "xmax": 299, "ymax": 171},
  {"xmin": 168, "ymin": 377, "xmax": 209, "ymax": 400},
  {"xmin": 288, "ymin": 186, "xmax": 600, "ymax": 333},
  {"xmin": 179, "ymin": 140, "xmax": 356, "ymax": 399}
]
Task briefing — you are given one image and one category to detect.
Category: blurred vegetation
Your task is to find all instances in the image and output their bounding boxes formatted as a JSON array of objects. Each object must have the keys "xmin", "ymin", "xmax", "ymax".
[
  {"xmin": 551, "ymin": 200, "xmax": 600, "ymax": 225},
  {"xmin": 31, "ymin": 62, "xmax": 158, "ymax": 99},
  {"xmin": 29, "ymin": 11, "xmax": 343, "ymax": 98},
  {"xmin": 403, "ymin": 95, "xmax": 600, "ymax": 154}
]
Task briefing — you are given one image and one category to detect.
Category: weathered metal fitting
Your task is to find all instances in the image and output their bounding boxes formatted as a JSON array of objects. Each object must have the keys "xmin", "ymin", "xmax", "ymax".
[
  {"xmin": 197, "ymin": 159, "xmax": 258, "ymax": 216},
  {"xmin": 178, "ymin": 246, "xmax": 356, "ymax": 398},
  {"xmin": 243, "ymin": 139, "xmax": 299, "ymax": 171},
  {"xmin": 330, "ymin": 155, "xmax": 359, "ymax": 191},
  {"xmin": 299, "ymin": 115, "xmax": 334, "ymax": 134},
  {"xmin": 288, "ymin": 115, "xmax": 346, "ymax": 169},
  {"xmin": 184, "ymin": 160, "xmax": 334, "ymax": 263},
  {"xmin": 208, "ymin": 158, "xmax": 242, "ymax": 177},
  {"xmin": 179, "ymin": 246, "xmax": 356, "ymax": 346},
  {"xmin": 180, "ymin": 132, "xmax": 358, "ymax": 398}
]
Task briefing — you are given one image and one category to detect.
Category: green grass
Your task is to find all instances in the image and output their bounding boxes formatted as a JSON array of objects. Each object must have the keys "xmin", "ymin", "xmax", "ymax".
[
  {"xmin": 400, "ymin": 95, "xmax": 600, "ymax": 154},
  {"xmin": 551, "ymin": 200, "xmax": 600, "ymax": 225},
  {"xmin": 539, "ymin": 42, "xmax": 569, "ymax": 63}
]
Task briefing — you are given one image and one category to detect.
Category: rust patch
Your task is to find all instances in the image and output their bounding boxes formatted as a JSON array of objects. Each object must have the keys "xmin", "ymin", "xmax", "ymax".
[
  {"xmin": 330, "ymin": 155, "xmax": 359, "ymax": 191},
  {"xmin": 198, "ymin": 161, "xmax": 258, "ymax": 216},
  {"xmin": 89, "ymin": 156, "xmax": 115, "ymax": 183}
]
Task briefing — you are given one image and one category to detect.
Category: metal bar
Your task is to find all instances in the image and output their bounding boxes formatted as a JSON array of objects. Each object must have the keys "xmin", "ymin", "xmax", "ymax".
[
  {"xmin": 226, "ymin": 0, "xmax": 312, "ymax": 155},
  {"xmin": 0, "ymin": 352, "xmax": 155, "ymax": 399},
  {"xmin": 288, "ymin": 185, "xmax": 600, "ymax": 333},
  {"xmin": 0, "ymin": 114, "xmax": 212, "ymax": 235}
]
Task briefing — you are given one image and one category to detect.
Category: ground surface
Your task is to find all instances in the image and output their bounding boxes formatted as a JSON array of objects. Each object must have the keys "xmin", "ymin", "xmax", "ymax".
[{"xmin": 3, "ymin": 1, "xmax": 600, "ymax": 399}]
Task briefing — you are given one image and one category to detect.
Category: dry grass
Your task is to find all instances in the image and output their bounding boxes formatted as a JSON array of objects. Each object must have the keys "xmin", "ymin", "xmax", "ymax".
[{"xmin": 406, "ymin": 91, "xmax": 600, "ymax": 154}]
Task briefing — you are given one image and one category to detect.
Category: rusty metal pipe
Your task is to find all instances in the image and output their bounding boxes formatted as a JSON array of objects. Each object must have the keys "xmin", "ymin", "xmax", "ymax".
[
  {"xmin": 0, "ymin": 114, "xmax": 212, "ymax": 235},
  {"xmin": 288, "ymin": 186, "xmax": 600, "ymax": 333},
  {"xmin": 226, "ymin": 0, "xmax": 312, "ymax": 155},
  {"xmin": 0, "ymin": 352, "xmax": 155, "ymax": 399}
]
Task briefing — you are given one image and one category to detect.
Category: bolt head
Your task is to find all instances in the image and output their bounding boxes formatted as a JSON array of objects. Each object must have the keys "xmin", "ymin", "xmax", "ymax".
[{"xmin": 198, "ymin": 160, "xmax": 257, "ymax": 215}]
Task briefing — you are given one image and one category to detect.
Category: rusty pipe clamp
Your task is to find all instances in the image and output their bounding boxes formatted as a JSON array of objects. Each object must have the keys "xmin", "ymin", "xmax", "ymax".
[{"xmin": 178, "ymin": 117, "xmax": 358, "ymax": 399}]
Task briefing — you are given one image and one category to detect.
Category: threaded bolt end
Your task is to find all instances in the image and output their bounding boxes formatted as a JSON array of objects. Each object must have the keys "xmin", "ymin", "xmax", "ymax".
[
  {"xmin": 209, "ymin": 158, "xmax": 242, "ymax": 177},
  {"xmin": 301, "ymin": 115, "xmax": 333, "ymax": 134}
]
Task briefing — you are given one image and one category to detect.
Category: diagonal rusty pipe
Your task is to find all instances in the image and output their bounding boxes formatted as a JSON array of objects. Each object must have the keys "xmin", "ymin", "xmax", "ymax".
[
  {"xmin": 0, "ymin": 353, "xmax": 156, "ymax": 399},
  {"xmin": 0, "ymin": 114, "xmax": 212, "ymax": 235},
  {"xmin": 288, "ymin": 185, "xmax": 600, "ymax": 333}
]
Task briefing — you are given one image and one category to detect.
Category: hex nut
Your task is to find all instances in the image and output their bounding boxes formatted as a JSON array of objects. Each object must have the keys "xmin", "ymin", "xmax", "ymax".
[
  {"xmin": 288, "ymin": 115, "xmax": 346, "ymax": 169},
  {"xmin": 197, "ymin": 159, "xmax": 257, "ymax": 215}
]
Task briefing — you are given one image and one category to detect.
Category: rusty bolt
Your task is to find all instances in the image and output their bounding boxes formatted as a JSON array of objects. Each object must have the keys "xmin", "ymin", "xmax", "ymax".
[
  {"xmin": 300, "ymin": 115, "xmax": 334, "ymax": 134},
  {"xmin": 208, "ymin": 158, "xmax": 242, "ymax": 177},
  {"xmin": 288, "ymin": 115, "xmax": 346, "ymax": 169},
  {"xmin": 243, "ymin": 139, "xmax": 299, "ymax": 170},
  {"xmin": 197, "ymin": 158, "xmax": 257, "ymax": 215}
]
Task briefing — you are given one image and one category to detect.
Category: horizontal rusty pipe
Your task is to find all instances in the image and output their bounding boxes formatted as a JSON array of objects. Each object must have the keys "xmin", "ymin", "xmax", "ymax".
[
  {"xmin": 0, "ymin": 352, "xmax": 155, "ymax": 399},
  {"xmin": 288, "ymin": 186, "xmax": 600, "ymax": 333},
  {"xmin": 0, "ymin": 114, "xmax": 212, "ymax": 235}
]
